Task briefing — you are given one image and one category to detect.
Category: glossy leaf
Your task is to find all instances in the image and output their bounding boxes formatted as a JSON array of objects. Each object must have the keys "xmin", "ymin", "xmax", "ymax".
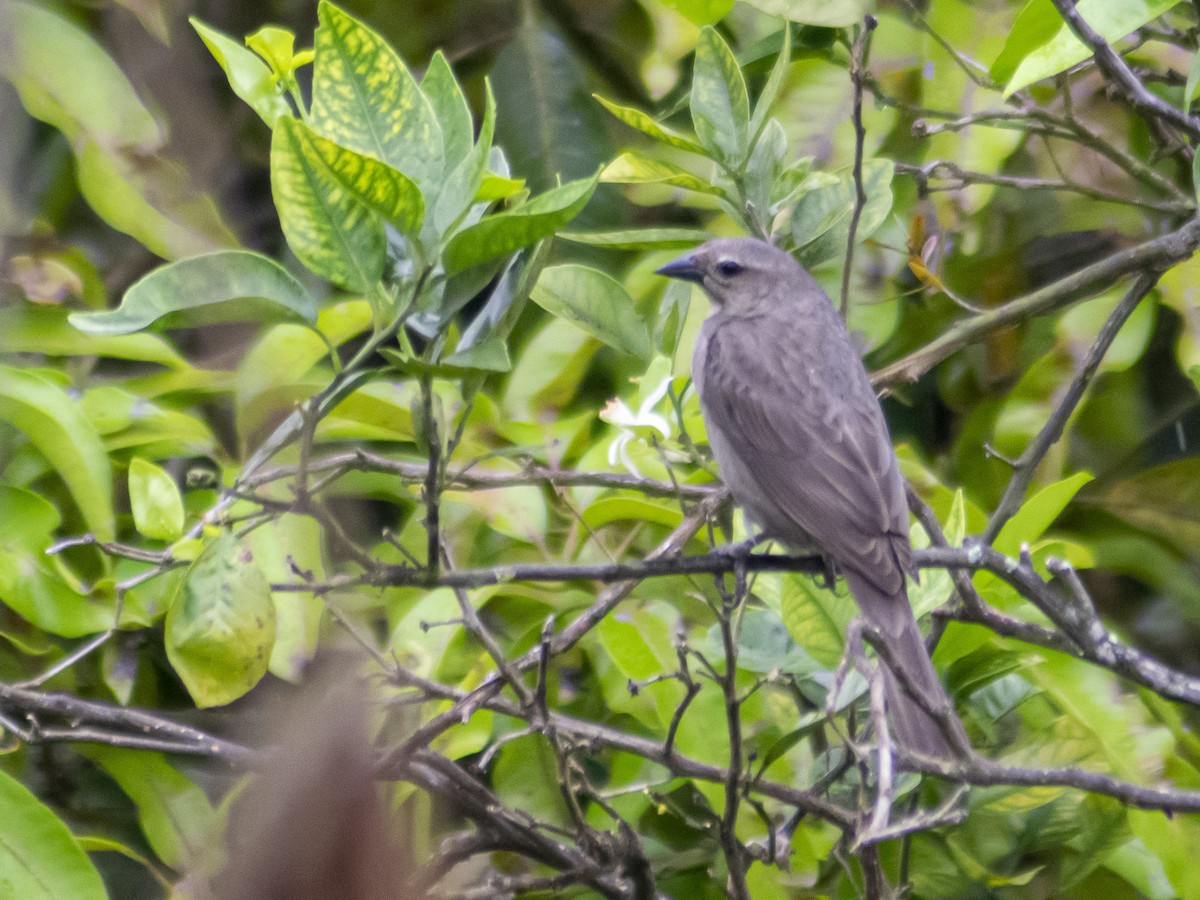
[
  {"xmin": 70, "ymin": 250, "xmax": 315, "ymax": 335},
  {"xmin": 531, "ymin": 264, "xmax": 652, "ymax": 360},
  {"xmin": 271, "ymin": 116, "xmax": 385, "ymax": 292},
  {"xmin": 594, "ymin": 96, "xmax": 707, "ymax": 154},
  {"xmin": 739, "ymin": 0, "xmax": 866, "ymax": 27},
  {"xmin": 559, "ymin": 227, "xmax": 714, "ymax": 250},
  {"xmin": 1, "ymin": 305, "xmax": 189, "ymax": 368},
  {"xmin": 443, "ymin": 174, "xmax": 598, "ymax": 273},
  {"xmin": 191, "ymin": 18, "xmax": 291, "ymax": 126},
  {"xmin": 0, "ymin": 367, "xmax": 114, "ymax": 540},
  {"xmin": 433, "ymin": 80, "xmax": 496, "ymax": 235},
  {"xmin": 166, "ymin": 531, "xmax": 276, "ymax": 707},
  {"xmin": 296, "ymin": 122, "xmax": 424, "ymax": 235},
  {"xmin": 791, "ymin": 159, "xmax": 894, "ymax": 266},
  {"xmin": 492, "ymin": 16, "xmax": 609, "ymax": 193},
  {"xmin": 778, "ymin": 572, "xmax": 852, "ymax": 669},
  {"xmin": 995, "ymin": 471, "xmax": 1094, "ymax": 556},
  {"xmin": 0, "ymin": 487, "xmax": 115, "ymax": 637},
  {"xmin": 748, "ymin": 25, "xmax": 793, "ymax": 147},
  {"xmin": 993, "ymin": 0, "xmax": 1182, "ymax": 96},
  {"xmin": 601, "ymin": 152, "xmax": 726, "ymax": 196},
  {"xmin": 129, "ymin": 458, "xmax": 184, "ymax": 542},
  {"xmin": 310, "ymin": 1, "xmax": 443, "ymax": 189},
  {"xmin": 0, "ymin": 769, "xmax": 106, "ymax": 899},
  {"xmin": 86, "ymin": 747, "xmax": 217, "ymax": 871},
  {"xmin": 691, "ymin": 26, "xmax": 751, "ymax": 168},
  {"xmin": 421, "ymin": 50, "xmax": 473, "ymax": 171}
]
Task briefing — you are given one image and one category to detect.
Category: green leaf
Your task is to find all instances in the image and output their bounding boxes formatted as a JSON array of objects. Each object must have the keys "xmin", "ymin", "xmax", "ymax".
[
  {"xmin": 442, "ymin": 337, "xmax": 513, "ymax": 372},
  {"xmin": 790, "ymin": 159, "xmax": 894, "ymax": 266},
  {"xmin": 739, "ymin": 0, "xmax": 867, "ymax": 27},
  {"xmin": 559, "ymin": 227, "xmax": 714, "ymax": 250},
  {"xmin": 0, "ymin": 305, "xmax": 189, "ymax": 368},
  {"xmin": 2, "ymin": 2, "xmax": 235, "ymax": 259},
  {"xmin": 704, "ymin": 607, "xmax": 820, "ymax": 674},
  {"xmin": 129, "ymin": 458, "xmax": 184, "ymax": 542},
  {"xmin": 166, "ymin": 531, "xmax": 276, "ymax": 707},
  {"xmin": 748, "ymin": 25, "xmax": 793, "ymax": 147},
  {"xmin": 245, "ymin": 25, "xmax": 298, "ymax": 78},
  {"xmin": 0, "ymin": 366, "xmax": 114, "ymax": 540},
  {"xmin": 271, "ymin": 116, "xmax": 385, "ymax": 292},
  {"xmin": 70, "ymin": 250, "xmax": 315, "ymax": 335},
  {"xmin": 531, "ymin": 264, "xmax": 652, "ymax": 361},
  {"xmin": 691, "ymin": 26, "xmax": 751, "ymax": 168},
  {"xmin": 443, "ymin": 173, "xmax": 598, "ymax": 274},
  {"xmin": 85, "ymin": 747, "xmax": 217, "ymax": 871},
  {"xmin": 0, "ymin": 0, "xmax": 161, "ymax": 148},
  {"xmin": 582, "ymin": 497, "xmax": 683, "ymax": 530},
  {"xmin": 993, "ymin": 0, "xmax": 1183, "ymax": 96},
  {"xmin": 310, "ymin": 1, "xmax": 442, "ymax": 189},
  {"xmin": 191, "ymin": 18, "xmax": 291, "ymax": 126},
  {"xmin": 433, "ymin": 80, "xmax": 496, "ymax": 235},
  {"xmin": 0, "ymin": 769, "xmax": 106, "ymax": 900},
  {"xmin": 0, "ymin": 486, "xmax": 115, "ymax": 636},
  {"xmin": 1186, "ymin": 50, "xmax": 1200, "ymax": 110},
  {"xmin": 995, "ymin": 471, "xmax": 1094, "ymax": 556},
  {"xmin": 297, "ymin": 122, "xmax": 425, "ymax": 235},
  {"xmin": 421, "ymin": 50, "xmax": 473, "ymax": 171},
  {"xmin": 594, "ymin": 96, "xmax": 707, "ymax": 154},
  {"xmin": 778, "ymin": 572, "xmax": 852, "ymax": 669},
  {"xmin": 492, "ymin": 16, "xmax": 609, "ymax": 193},
  {"xmin": 243, "ymin": 517, "xmax": 325, "ymax": 682},
  {"xmin": 601, "ymin": 152, "xmax": 726, "ymax": 196},
  {"xmin": 73, "ymin": 138, "xmax": 237, "ymax": 260}
]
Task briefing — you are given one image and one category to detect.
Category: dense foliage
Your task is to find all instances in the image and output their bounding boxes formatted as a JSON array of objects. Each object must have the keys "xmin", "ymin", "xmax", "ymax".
[{"xmin": 4, "ymin": 0, "xmax": 1200, "ymax": 897}]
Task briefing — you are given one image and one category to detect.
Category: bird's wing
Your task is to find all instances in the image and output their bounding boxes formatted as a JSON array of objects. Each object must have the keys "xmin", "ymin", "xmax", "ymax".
[{"xmin": 699, "ymin": 315, "xmax": 910, "ymax": 590}]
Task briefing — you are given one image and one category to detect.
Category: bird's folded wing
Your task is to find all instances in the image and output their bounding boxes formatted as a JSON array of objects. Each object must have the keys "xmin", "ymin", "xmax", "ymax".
[{"xmin": 701, "ymin": 323, "xmax": 910, "ymax": 589}]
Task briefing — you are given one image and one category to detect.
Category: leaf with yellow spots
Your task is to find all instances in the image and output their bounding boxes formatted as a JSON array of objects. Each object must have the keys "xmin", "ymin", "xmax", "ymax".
[
  {"xmin": 270, "ymin": 116, "xmax": 385, "ymax": 292},
  {"xmin": 310, "ymin": 1, "xmax": 443, "ymax": 192},
  {"xmin": 300, "ymin": 124, "xmax": 424, "ymax": 236}
]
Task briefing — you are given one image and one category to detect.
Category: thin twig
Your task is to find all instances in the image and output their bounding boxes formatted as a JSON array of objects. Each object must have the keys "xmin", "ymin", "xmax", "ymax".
[
  {"xmin": 840, "ymin": 15, "xmax": 877, "ymax": 319},
  {"xmin": 984, "ymin": 272, "xmax": 1160, "ymax": 542}
]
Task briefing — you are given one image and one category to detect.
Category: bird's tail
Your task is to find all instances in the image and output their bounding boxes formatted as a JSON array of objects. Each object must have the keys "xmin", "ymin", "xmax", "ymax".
[{"xmin": 842, "ymin": 569, "xmax": 962, "ymax": 760}]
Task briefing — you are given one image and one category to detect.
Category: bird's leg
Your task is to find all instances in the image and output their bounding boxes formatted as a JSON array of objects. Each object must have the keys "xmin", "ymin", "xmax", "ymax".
[
  {"xmin": 818, "ymin": 554, "xmax": 838, "ymax": 591},
  {"xmin": 713, "ymin": 532, "xmax": 765, "ymax": 559}
]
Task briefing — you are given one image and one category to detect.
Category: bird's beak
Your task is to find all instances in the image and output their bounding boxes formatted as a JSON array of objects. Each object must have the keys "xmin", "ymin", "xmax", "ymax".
[{"xmin": 655, "ymin": 254, "xmax": 705, "ymax": 284}]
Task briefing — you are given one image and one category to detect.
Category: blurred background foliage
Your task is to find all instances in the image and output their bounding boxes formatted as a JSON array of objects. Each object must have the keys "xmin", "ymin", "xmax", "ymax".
[{"xmin": 4, "ymin": 0, "xmax": 1200, "ymax": 897}]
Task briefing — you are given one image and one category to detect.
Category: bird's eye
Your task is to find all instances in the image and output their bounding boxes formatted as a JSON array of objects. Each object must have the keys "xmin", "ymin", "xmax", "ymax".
[{"xmin": 716, "ymin": 259, "xmax": 743, "ymax": 277}]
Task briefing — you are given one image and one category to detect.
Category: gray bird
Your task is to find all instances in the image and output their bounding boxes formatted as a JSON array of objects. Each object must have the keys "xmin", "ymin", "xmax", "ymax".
[{"xmin": 657, "ymin": 236, "xmax": 962, "ymax": 760}]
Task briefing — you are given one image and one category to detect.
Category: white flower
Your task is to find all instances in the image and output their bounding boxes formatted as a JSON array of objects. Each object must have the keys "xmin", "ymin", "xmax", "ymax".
[{"xmin": 601, "ymin": 371, "xmax": 673, "ymax": 475}]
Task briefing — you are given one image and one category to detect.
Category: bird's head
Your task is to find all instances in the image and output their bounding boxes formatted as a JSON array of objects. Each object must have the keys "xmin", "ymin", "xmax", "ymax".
[{"xmin": 655, "ymin": 237, "xmax": 803, "ymax": 312}]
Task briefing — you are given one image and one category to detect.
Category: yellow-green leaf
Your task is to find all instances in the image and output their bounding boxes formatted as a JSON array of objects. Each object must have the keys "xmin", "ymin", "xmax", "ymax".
[
  {"xmin": 298, "ymin": 123, "xmax": 424, "ymax": 235},
  {"xmin": 310, "ymin": 1, "xmax": 442, "ymax": 188},
  {"xmin": 271, "ymin": 116, "xmax": 385, "ymax": 292},
  {"xmin": 0, "ymin": 367, "xmax": 114, "ymax": 540},
  {"xmin": 166, "ymin": 532, "xmax": 276, "ymax": 707},
  {"xmin": 601, "ymin": 151, "xmax": 726, "ymax": 196},
  {"xmin": 594, "ymin": 95, "xmax": 707, "ymax": 155},
  {"xmin": 0, "ymin": 769, "xmax": 106, "ymax": 899},
  {"xmin": 129, "ymin": 458, "xmax": 184, "ymax": 542},
  {"xmin": 191, "ymin": 18, "xmax": 291, "ymax": 126}
]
